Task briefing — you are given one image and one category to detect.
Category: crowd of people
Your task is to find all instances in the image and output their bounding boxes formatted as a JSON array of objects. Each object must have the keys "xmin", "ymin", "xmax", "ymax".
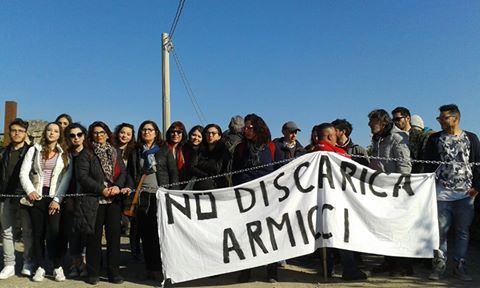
[{"xmin": 0, "ymin": 104, "xmax": 478, "ymax": 285}]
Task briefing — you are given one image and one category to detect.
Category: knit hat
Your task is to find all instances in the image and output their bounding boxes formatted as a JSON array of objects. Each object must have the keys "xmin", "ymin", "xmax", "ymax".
[
  {"xmin": 228, "ymin": 115, "xmax": 244, "ymax": 133},
  {"xmin": 410, "ymin": 115, "xmax": 424, "ymax": 130}
]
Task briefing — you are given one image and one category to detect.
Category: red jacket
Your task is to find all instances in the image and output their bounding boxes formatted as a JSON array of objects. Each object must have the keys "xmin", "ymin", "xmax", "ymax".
[{"xmin": 314, "ymin": 140, "xmax": 351, "ymax": 159}]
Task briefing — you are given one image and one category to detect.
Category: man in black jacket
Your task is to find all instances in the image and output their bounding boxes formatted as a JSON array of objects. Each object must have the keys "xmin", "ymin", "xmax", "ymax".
[
  {"xmin": 0, "ymin": 118, "xmax": 33, "ymax": 279},
  {"xmin": 273, "ymin": 121, "xmax": 306, "ymax": 159},
  {"xmin": 424, "ymin": 104, "xmax": 480, "ymax": 281}
]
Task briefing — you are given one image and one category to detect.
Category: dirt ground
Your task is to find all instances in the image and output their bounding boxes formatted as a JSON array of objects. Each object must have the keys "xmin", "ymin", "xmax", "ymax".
[{"xmin": 1, "ymin": 236, "xmax": 479, "ymax": 288}]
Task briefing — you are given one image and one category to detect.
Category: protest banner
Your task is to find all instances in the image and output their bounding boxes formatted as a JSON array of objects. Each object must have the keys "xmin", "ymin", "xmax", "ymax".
[{"xmin": 157, "ymin": 151, "xmax": 439, "ymax": 283}]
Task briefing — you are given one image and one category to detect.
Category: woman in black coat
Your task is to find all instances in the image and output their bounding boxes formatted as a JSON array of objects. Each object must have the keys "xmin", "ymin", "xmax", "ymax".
[
  {"xmin": 189, "ymin": 124, "xmax": 231, "ymax": 190},
  {"xmin": 75, "ymin": 121, "xmax": 128, "ymax": 285},
  {"xmin": 127, "ymin": 120, "xmax": 178, "ymax": 282}
]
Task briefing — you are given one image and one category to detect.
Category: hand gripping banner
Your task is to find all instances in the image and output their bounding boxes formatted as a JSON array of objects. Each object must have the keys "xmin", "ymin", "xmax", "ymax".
[{"xmin": 156, "ymin": 151, "xmax": 439, "ymax": 283}]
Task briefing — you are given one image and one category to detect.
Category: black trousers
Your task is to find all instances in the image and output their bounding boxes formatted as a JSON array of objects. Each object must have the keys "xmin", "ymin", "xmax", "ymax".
[
  {"xmin": 29, "ymin": 197, "xmax": 61, "ymax": 268},
  {"xmin": 129, "ymin": 216, "xmax": 141, "ymax": 256},
  {"xmin": 57, "ymin": 198, "xmax": 87, "ymax": 259},
  {"xmin": 86, "ymin": 201, "xmax": 121, "ymax": 279},
  {"xmin": 137, "ymin": 192, "xmax": 162, "ymax": 272}
]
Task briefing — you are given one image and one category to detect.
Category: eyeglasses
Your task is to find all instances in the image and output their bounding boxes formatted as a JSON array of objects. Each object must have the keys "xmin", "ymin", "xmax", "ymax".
[
  {"xmin": 141, "ymin": 128, "xmax": 155, "ymax": 133},
  {"xmin": 170, "ymin": 130, "xmax": 182, "ymax": 135},
  {"xmin": 10, "ymin": 129, "xmax": 26, "ymax": 134},
  {"xmin": 93, "ymin": 131, "xmax": 106, "ymax": 136},
  {"xmin": 69, "ymin": 132, "xmax": 84, "ymax": 139},
  {"xmin": 206, "ymin": 131, "xmax": 218, "ymax": 135},
  {"xmin": 436, "ymin": 115, "xmax": 455, "ymax": 122},
  {"xmin": 244, "ymin": 125, "xmax": 254, "ymax": 131},
  {"xmin": 393, "ymin": 117, "xmax": 405, "ymax": 122}
]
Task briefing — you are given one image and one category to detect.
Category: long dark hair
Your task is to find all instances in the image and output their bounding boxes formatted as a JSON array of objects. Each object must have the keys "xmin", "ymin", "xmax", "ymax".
[
  {"xmin": 202, "ymin": 123, "xmax": 223, "ymax": 145},
  {"xmin": 65, "ymin": 122, "xmax": 88, "ymax": 153},
  {"xmin": 114, "ymin": 122, "xmax": 136, "ymax": 160},
  {"xmin": 244, "ymin": 114, "xmax": 271, "ymax": 145},
  {"xmin": 137, "ymin": 120, "xmax": 164, "ymax": 147},
  {"xmin": 188, "ymin": 125, "xmax": 204, "ymax": 145},
  {"xmin": 87, "ymin": 121, "xmax": 114, "ymax": 145},
  {"xmin": 166, "ymin": 121, "xmax": 188, "ymax": 147}
]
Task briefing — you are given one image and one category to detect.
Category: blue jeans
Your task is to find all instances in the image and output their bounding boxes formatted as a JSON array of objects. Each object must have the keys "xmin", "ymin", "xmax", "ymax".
[{"xmin": 437, "ymin": 197, "xmax": 475, "ymax": 262}]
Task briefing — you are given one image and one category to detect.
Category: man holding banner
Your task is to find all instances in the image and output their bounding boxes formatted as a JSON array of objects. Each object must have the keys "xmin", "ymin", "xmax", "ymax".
[
  {"xmin": 367, "ymin": 109, "xmax": 413, "ymax": 276},
  {"xmin": 425, "ymin": 104, "xmax": 480, "ymax": 281},
  {"xmin": 313, "ymin": 122, "xmax": 367, "ymax": 281}
]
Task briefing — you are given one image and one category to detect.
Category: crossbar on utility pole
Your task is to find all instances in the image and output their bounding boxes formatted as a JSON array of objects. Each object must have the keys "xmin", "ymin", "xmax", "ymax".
[{"xmin": 162, "ymin": 33, "xmax": 171, "ymax": 136}]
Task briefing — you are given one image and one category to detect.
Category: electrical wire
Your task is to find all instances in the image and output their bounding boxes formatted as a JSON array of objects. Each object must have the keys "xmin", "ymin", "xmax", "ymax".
[
  {"xmin": 170, "ymin": 45, "xmax": 208, "ymax": 125},
  {"xmin": 168, "ymin": 0, "xmax": 186, "ymax": 43}
]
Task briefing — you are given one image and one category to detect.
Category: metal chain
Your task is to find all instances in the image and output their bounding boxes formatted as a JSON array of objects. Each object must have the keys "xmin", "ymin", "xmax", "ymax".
[{"xmin": 1, "ymin": 152, "xmax": 479, "ymax": 199}]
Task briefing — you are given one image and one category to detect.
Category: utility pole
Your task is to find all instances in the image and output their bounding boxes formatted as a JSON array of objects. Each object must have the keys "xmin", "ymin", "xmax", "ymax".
[
  {"xmin": 162, "ymin": 32, "xmax": 171, "ymax": 135},
  {"xmin": 3, "ymin": 101, "xmax": 17, "ymax": 146}
]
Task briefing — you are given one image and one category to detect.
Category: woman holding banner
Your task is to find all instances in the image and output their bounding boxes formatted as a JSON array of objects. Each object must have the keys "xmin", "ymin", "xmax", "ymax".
[
  {"xmin": 232, "ymin": 114, "xmax": 284, "ymax": 283},
  {"xmin": 127, "ymin": 120, "xmax": 178, "ymax": 282}
]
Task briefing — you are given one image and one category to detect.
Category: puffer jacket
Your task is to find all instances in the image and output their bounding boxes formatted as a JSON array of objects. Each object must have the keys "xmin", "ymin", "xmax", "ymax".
[
  {"xmin": 370, "ymin": 126, "xmax": 412, "ymax": 174},
  {"xmin": 19, "ymin": 143, "xmax": 72, "ymax": 203}
]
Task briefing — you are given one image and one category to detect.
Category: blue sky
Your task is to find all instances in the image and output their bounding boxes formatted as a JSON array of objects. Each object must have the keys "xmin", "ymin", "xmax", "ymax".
[{"xmin": 1, "ymin": 0, "xmax": 479, "ymax": 146}]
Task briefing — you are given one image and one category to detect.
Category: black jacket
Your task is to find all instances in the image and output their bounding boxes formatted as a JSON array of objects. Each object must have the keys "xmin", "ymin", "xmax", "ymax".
[
  {"xmin": 127, "ymin": 144, "xmax": 179, "ymax": 190},
  {"xmin": 189, "ymin": 142, "xmax": 231, "ymax": 190},
  {"xmin": 273, "ymin": 137, "xmax": 306, "ymax": 159},
  {"xmin": 424, "ymin": 130, "xmax": 480, "ymax": 190},
  {"xmin": 0, "ymin": 143, "xmax": 31, "ymax": 199},
  {"xmin": 74, "ymin": 148, "xmax": 127, "ymax": 234}
]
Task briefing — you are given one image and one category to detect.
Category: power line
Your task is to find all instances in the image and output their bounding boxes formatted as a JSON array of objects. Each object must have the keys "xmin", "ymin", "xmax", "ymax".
[
  {"xmin": 170, "ymin": 45, "xmax": 208, "ymax": 125},
  {"xmin": 168, "ymin": 0, "xmax": 186, "ymax": 43}
]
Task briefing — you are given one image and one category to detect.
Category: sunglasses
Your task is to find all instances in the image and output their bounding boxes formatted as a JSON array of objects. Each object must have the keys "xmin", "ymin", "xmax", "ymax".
[
  {"xmin": 170, "ymin": 130, "xmax": 183, "ymax": 135},
  {"xmin": 69, "ymin": 132, "xmax": 84, "ymax": 139}
]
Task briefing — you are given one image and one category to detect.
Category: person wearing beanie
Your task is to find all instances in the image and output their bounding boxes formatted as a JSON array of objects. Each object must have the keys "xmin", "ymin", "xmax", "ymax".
[
  {"xmin": 223, "ymin": 115, "xmax": 245, "ymax": 154},
  {"xmin": 410, "ymin": 114, "xmax": 425, "ymax": 130}
]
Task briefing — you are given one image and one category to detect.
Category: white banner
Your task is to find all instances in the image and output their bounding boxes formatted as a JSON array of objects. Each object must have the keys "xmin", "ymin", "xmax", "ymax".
[{"xmin": 157, "ymin": 151, "xmax": 439, "ymax": 283}]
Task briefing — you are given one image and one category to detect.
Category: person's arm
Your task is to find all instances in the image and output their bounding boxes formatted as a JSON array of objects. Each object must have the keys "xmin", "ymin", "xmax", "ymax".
[
  {"xmin": 393, "ymin": 136, "xmax": 412, "ymax": 174},
  {"xmin": 167, "ymin": 150, "xmax": 179, "ymax": 190},
  {"xmin": 53, "ymin": 155, "xmax": 73, "ymax": 203},
  {"xmin": 76, "ymin": 150, "xmax": 105, "ymax": 196},
  {"xmin": 19, "ymin": 146, "xmax": 40, "ymax": 199}
]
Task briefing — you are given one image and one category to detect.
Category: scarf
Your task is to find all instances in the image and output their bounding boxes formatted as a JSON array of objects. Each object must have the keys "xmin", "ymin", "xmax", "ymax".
[
  {"xmin": 92, "ymin": 142, "xmax": 115, "ymax": 182},
  {"xmin": 169, "ymin": 144, "xmax": 185, "ymax": 173},
  {"xmin": 245, "ymin": 141, "xmax": 266, "ymax": 167},
  {"xmin": 142, "ymin": 144, "xmax": 161, "ymax": 173}
]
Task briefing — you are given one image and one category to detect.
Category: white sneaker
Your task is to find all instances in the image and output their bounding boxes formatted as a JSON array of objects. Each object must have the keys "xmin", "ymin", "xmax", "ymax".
[
  {"xmin": 0, "ymin": 265, "xmax": 15, "ymax": 280},
  {"xmin": 21, "ymin": 263, "xmax": 33, "ymax": 276},
  {"xmin": 53, "ymin": 267, "xmax": 66, "ymax": 282},
  {"xmin": 32, "ymin": 267, "xmax": 45, "ymax": 282}
]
